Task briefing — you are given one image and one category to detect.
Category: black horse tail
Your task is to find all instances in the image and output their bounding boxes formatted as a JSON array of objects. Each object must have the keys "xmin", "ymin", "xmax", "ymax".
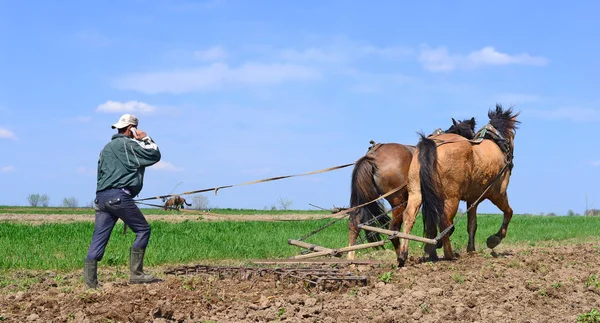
[
  {"xmin": 349, "ymin": 155, "xmax": 390, "ymax": 243},
  {"xmin": 416, "ymin": 134, "xmax": 444, "ymax": 239}
]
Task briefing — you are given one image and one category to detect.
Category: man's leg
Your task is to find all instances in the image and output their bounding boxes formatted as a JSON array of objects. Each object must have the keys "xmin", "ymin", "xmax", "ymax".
[
  {"xmin": 109, "ymin": 191, "xmax": 156, "ymax": 284},
  {"xmin": 84, "ymin": 194, "xmax": 119, "ymax": 289},
  {"xmin": 86, "ymin": 210, "xmax": 119, "ymax": 261}
]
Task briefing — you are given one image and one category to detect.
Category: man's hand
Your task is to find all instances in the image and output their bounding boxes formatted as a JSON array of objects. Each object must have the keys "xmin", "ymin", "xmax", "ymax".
[{"xmin": 132, "ymin": 128, "xmax": 148, "ymax": 140}]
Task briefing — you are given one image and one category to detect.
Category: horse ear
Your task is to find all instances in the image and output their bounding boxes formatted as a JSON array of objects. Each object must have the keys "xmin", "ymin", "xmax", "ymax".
[
  {"xmin": 469, "ymin": 117, "xmax": 475, "ymax": 127},
  {"xmin": 452, "ymin": 118, "xmax": 458, "ymax": 126}
]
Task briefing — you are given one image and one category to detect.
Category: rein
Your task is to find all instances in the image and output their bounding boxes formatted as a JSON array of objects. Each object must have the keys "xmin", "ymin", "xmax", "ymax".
[{"xmin": 134, "ymin": 162, "xmax": 355, "ymax": 203}]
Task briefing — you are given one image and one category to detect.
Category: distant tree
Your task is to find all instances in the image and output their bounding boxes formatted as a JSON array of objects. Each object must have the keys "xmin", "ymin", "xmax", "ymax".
[
  {"xmin": 27, "ymin": 193, "xmax": 41, "ymax": 207},
  {"xmin": 61, "ymin": 197, "xmax": 78, "ymax": 208},
  {"xmin": 190, "ymin": 195, "xmax": 209, "ymax": 210},
  {"xmin": 278, "ymin": 196, "xmax": 293, "ymax": 210},
  {"xmin": 40, "ymin": 194, "xmax": 50, "ymax": 207},
  {"xmin": 27, "ymin": 193, "xmax": 50, "ymax": 207},
  {"xmin": 567, "ymin": 210, "xmax": 576, "ymax": 216}
]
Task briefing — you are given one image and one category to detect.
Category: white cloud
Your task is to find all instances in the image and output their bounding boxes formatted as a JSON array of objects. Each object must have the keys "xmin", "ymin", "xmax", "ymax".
[
  {"xmin": 114, "ymin": 62, "xmax": 320, "ymax": 94},
  {"xmin": 0, "ymin": 165, "xmax": 15, "ymax": 173},
  {"xmin": 96, "ymin": 100, "xmax": 157, "ymax": 114},
  {"xmin": 418, "ymin": 47, "xmax": 456, "ymax": 72},
  {"xmin": 150, "ymin": 161, "xmax": 184, "ymax": 172},
  {"xmin": 194, "ymin": 46, "xmax": 227, "ymax": 61},
  {"xmin": 113, "ymin": 40, "xmax": 413, "ymax": 94},
  {"xmin": 279, "ymin": 43, "xmax": 411, "ymax": 64},
  {"xmin": 280, "ymin": 48, "xmax": 343, "ymax": 64},
  {"xmin": 528, "ymin": 107, "xmax": 600, "ymax": 122},
  {"xmin": 419, "ymin": 46, "xmax": 549, "ymax": 72},
  {"xmin": 0, "ymin": 127, "xmax": 17, "ymax": 140},
  {"xmin": 468, "ymin": 47, "xmax": 549, "ymax": 66}
]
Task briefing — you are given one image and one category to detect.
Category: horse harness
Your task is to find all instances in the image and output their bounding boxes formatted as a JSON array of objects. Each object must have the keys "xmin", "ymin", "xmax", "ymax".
[
  {"xmin": 366, "ymin": 140, "xmax": 384, "ymax": 156},
  {"xmin": 431, "ymin": 123, "xmax": 514, "ymax": 171}
]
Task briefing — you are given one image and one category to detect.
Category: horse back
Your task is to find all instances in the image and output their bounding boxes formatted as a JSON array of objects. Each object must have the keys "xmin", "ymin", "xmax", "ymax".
[
  {"xmin": 360, "ymin": 143, "xmax": 413, "ymax": 206},
  {"xmin": 426, "ymin": 134, "xmax": 506, "ymax": 199},
  {"xmin": 371, "ymin": 143, "xmax": 413, "ymax": 189}
]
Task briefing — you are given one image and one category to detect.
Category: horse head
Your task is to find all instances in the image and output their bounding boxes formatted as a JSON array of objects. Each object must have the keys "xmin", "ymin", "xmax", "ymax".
[{"xmin": 445, "ymin": 117, "xmax": 477, "ymax": 139}]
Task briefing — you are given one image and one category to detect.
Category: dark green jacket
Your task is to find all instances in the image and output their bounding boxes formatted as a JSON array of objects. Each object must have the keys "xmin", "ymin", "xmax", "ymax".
[{"xmin": 96, "ymin": 134, "xmax": 161, "ymax": 197}]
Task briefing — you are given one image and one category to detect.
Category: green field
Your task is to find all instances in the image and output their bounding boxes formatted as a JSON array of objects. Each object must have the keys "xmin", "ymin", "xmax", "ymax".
[
  {"xmin": 0, "ymin": 206, "xmax": 326, "ymax": 216},
  {"xmin": 1, "ymin": 207, "xmax": 600, "ymax": 272}
]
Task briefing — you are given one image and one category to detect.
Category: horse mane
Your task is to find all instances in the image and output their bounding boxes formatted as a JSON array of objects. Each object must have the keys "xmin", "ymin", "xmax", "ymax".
[
  {"xmin": 488, "ymin": 104, "xmax": 521, "ymax": 138},
  {"xmin": 444, "ymin": 117, "xmax": 477, "ymax": 139}
]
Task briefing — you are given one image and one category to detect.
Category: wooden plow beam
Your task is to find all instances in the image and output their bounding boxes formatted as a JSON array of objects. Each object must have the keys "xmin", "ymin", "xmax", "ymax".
[
  {"xmin": 287, "ymin": 225, "xmax": 437, "ymax": 260},
  {"xmin": 358, "ymin": 225, "xmax": 437, "ymax": 245}
]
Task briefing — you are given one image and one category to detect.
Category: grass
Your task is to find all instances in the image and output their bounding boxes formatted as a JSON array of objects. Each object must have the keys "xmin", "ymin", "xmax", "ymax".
[
  {"xmin": 0, "ymin": 219, "xmax": 347, "ymax": 271},
  {"xmin": 578, "ymin": 308, "xmax": 600, "ymax": 322},
  {"xmin": 1, "ymin": 208, "xmax": 600, "ymax": 272},
  {"xmin": 0, "ymin": 205, "xmax": 329, "ymax": 216}
]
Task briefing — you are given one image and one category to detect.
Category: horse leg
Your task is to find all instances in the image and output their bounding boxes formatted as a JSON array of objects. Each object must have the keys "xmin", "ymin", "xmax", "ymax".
[
  {"xmin": 466, "ymin": 201, "xmax": 479, "ymax": 253},
  {"xmin": 396, "ymin": 196, "xmax": 421, "ymax": 267},
  {"xmin": 486, "ymin": 193, "xmax": 513, "ymax": 249},
  {"xmin": 391, "ymin": 203, "xmax": 405, "ymax": 229},
  {"xmin": 388, "ymin": 204, "xmax": 405, "ymax": 258},
  {"xmin": 347, "ymin": 214, "xmax": 360, "ymax": 260},
  {"xmin": 440, "ymin": 199, "xmax": 460, "ymax": 260}
]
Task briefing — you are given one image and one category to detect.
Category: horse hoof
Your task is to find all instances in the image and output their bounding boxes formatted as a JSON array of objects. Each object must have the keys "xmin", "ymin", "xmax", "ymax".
[
  {"xmin": 424, "ymin": 243, "xmax": 437, "ymax": 254},
  {"xmin": 397, "ymin": 259, "xmax": 405, "ymax": 268},
  {"xmin": 436, "ymin": 239, "xmax": 443, "ymax": 249},
  {"xmin": 486, "ymin": 235, "xmax": 501, "ymax": 249}
]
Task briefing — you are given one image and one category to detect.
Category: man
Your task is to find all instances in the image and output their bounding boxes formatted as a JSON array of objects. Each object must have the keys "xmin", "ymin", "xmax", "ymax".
[{"xmin": 84, "ymin": 113, "xmax": 161, "ymax": 289}]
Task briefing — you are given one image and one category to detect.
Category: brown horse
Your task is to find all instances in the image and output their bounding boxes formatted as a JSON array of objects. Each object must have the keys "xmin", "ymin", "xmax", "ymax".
[
  {"xmin": 394, "ymin": 104, "xmax": 520, "ymax": 267},
  {"xmin": 163, "ymin": 195, "xmax": 192, "ymax": 211},
  {"xmin": 347, "ymin": 117, "xmax": 477, "ymax": 259}
]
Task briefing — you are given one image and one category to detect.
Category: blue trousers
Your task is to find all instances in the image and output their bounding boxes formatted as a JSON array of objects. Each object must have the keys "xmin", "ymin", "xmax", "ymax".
[{"xmin": 86, "ymin": 188, "xmax": 151, "ymax": 261}]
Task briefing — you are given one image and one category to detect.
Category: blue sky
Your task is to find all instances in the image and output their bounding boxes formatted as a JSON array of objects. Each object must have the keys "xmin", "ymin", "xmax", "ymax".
[{"xmin": 1, "ymin": 1, "xmax": 599, "ymax": 215}]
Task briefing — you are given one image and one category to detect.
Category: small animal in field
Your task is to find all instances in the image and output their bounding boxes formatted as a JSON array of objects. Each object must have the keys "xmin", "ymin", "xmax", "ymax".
[{"xmin": 163, "ymin": 195, "xmax": 192, "ymax": 211}]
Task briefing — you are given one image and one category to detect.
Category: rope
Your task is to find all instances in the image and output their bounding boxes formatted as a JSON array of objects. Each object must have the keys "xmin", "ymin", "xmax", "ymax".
[{"xmin": 134, "ymin": 162, "xmax": 355, "ymax": 203}]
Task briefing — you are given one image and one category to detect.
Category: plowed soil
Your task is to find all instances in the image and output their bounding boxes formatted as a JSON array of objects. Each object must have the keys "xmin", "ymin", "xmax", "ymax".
[{"xmin": 1, "ymin": 214, "xmax": 600, "ymax": 322}]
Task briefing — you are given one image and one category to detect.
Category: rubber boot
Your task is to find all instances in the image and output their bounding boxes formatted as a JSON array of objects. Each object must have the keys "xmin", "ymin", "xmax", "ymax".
[
  {"xmin": 129, "ymin": 248, "xmax": 157, "ymax": 284},
  {"xmin": 84, "ymin": 259, "xmax": 99, "ymax": 289}
]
